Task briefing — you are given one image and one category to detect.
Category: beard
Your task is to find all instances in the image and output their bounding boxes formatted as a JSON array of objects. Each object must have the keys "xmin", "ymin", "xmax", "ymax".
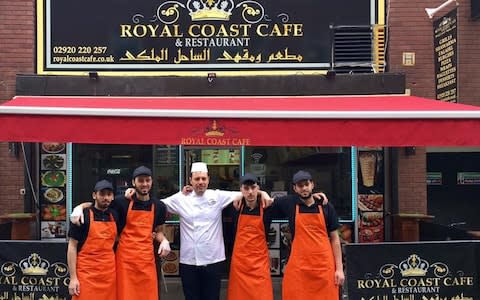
[
  {"xmin": 299, "ymin": 192, "xmax": 312, "ymax": 200},
  {"xmin": 135, "ymin": 187, "xmax": 149, "ymax": 196}
]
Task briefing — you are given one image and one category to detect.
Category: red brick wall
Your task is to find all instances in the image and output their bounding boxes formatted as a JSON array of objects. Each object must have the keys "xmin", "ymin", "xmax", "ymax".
[
  {"xmin": 388, "ymin": 0, "xmax": 480, "ymax": 216},
  {"xmin": 0, "ymin": 0, "xmax": 35, "ymax": 214}
]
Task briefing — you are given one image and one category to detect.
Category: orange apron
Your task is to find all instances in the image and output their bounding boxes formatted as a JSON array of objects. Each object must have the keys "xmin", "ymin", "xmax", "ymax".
[
  {"xmin": 283, "ymin": 204, "xmax": 338, "ymax": 300},
  {"xmin": 116, "ymin": 199, "xmax": 158, "ymax": 300},
  {"xmin": 227, "ymin": 204, "xmax": 273, "ymax": 300},
  {"xmin": 74, "ymin": 209, "xmax": 117, "ymax": 300}
]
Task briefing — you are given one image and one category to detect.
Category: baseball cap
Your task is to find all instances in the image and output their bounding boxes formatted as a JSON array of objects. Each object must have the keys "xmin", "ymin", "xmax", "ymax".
[
  {"xmin": 132, "ymin": 166, "xmax": 152, "ymax": 179},
  {"xmin": 93, "ymin": 180, "xmax": 114, "ymax": 192},
  {"xmin": 191, "ymin": 162, "xmax": 208, "ymax": 173},
  {"xmin": 240, "ymin": 173, "xmax": 259, "ymax": 185},
  {"xmin": 292, "ymin": 170, "xmax": 312, "ymax": 184}
]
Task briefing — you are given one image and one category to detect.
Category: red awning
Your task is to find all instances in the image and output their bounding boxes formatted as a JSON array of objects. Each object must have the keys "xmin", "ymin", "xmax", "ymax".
[{"xmin": 1, "ymin": 95, "xmax": 480, "ymax": 146}]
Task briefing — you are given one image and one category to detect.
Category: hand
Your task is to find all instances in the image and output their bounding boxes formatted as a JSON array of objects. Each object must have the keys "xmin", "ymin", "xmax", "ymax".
[
  {"xmin": 158, "ymin": 239, "xmax": 171, "ymax": 258},
  {"xmin": 232, "ymin": 194, "xmax": 243, "ymax": 211},
  {"xmin": 124, "ymin": 188, "xmax": 135, "ymax": 200},
  {"xmin": 259, "ymin": 191, "xmax": 273, "ymax": 208},
  {"xmin": 313, "ymin": 192, "xmax": 328, "ymax": 205},
  {"xmin": 68, "ymin": 277, "xmax": 80, "ymax": 296},
  {"xmin": 334, "ymin": 269, "xmax": 345, "ymax": 286},
  {"xmin": 182, "ymin": 185, "xmax": 193, "ymax": 195},
  {"xmin": 70, "ymin": 205, "xmax": 84, "ymax": 225}
]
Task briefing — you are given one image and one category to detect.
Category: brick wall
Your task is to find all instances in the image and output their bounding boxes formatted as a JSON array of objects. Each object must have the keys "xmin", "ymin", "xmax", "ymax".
[
  {"xmin": 0, "ymin": 0, "xmax": 35, "ymax": 214},
  {"xmin": 388, "ymin": 0, "xmax": 480, "ymax": 216}
]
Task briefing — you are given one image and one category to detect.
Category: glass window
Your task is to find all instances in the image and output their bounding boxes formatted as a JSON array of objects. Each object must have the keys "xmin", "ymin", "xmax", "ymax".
[
  {"xmin": 244, "ymin": 147, "xmax": 353, "ymax": 220},
  {"xmin": 72, "ymin": 144, "xmax": 154, "ymax": 207}
]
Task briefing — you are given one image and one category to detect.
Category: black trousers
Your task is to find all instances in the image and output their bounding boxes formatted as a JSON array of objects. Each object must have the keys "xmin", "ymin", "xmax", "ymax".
[{"xmin": 179, "ymin": 261, "xmax": 224, "ymax": 300}]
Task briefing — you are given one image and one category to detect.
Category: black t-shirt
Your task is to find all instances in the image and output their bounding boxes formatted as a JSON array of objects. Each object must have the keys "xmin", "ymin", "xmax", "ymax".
[
  {"xmin": 68, "ymin": 206, "xmax": 120, "ymax": 252},
  {"xmin": 110, "ymin": 193, "xmax": 167, "ymax": 234},
  {"xmin": 272, "ymin": 194, "xmax": 340, "ymax": 241},
  {"xmin": 231, "ymin": 195, "xmax": 274, "ymax": 242}
]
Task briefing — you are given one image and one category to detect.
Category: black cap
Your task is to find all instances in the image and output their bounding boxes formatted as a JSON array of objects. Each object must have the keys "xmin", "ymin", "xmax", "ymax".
[
  {"xmin": 93, "ymin": 180, "xmax": 114, "ymax": 192},
  {"xmin": 240, "ymin": 173, "xmax": 259, "ymax": 185},
  {"xmin": 132, "ymin": 166, "xmax": 152, "ymax": 179},
  {"xmin": 292, "ymin": 170, "xmax": 312, "ymax": 184}
]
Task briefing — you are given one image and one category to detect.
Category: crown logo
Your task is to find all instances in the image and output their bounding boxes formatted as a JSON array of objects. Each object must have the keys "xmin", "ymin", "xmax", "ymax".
[
  {"xmin": 399, "ymin": 254, "xmax": 429, "ymax": 277},
  {"xmin": 205, "ymin": 120, "xmax": 225, "ymax": 137},
  {"xmin": 186, "ymin": 0, "xmax": 234, "ymax": 21},
  {"xmin": 20, "ymin": 253, "xmax": 50, "ymax": 276}
]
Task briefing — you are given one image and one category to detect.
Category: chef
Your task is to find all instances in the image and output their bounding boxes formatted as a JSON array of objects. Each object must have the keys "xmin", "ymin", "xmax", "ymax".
[
  {"xmin": 227, "ymin": 173, "xmax": 273, "ymax": 300},
  {"xmin": 161, "ymin": 162, "xmax": 242, "ymax": 300},
  {"xmin": 67, "ymin": 180, "xmax": 118, "ymax": 300}
]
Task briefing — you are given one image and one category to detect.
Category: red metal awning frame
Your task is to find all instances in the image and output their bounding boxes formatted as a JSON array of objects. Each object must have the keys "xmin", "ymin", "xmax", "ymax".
[{"xmin": 1, "ymin": 95, "xmax": 480, "ymax": 146}]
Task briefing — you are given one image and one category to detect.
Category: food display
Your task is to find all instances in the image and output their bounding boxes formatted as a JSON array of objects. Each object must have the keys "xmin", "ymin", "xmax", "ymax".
[
  {"xmin": 41, "ymin": 142, "xmax": 66, "ymax": 154},
  {"xmin": 42, "ymin": 154, "xmax": 66, "ymax": 170},
  {"xmin": 41, "ymin": 221, "xmax": 66, "ymax": 238},
  {"xmin": 162, "ymin": 250, "xmax": 179, "ymax": 275},
  {"xmin": 338, "ymin": 223, "xmax": 353, "ymax": 243},
  {"xmin": 41, "ymin": 171, "xmax": 66, "ymax": 187},
  {"xmin": 358, "ymin": 211, "xmax": 384, "ymax": 243},
  {"xmin": 43, "ymin": 188, "xmax": 64, "ymax": 203},
  {"xmin": 358, "ymin": 194, "xmax": 384, "ymax": 211},
  {"xmin": 42, "ymin": 204, "xmax": 67, "ymax": 221}
]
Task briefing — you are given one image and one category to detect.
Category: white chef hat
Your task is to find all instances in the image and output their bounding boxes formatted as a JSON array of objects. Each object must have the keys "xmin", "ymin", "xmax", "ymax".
[{"xmin": 191, "ymin": 162, "xmax": 208, "ymax": 173}]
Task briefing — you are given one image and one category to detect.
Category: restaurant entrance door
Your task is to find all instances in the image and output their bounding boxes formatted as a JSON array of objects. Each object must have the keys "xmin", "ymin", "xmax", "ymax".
[{"xmin": 183, "ymin": 147, "xmax": 242, "ymax": 277}]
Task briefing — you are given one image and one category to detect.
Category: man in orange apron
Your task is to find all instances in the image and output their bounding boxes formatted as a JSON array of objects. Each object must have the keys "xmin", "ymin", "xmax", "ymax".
[
  {"xmin": 67, "ymin": 180, "xmax": 118, "ymax": 300},
  {"xmin": 70, "ymin": 166, "xmax": 170, "ymax": 300},
  {"xmin": 115, "ymin": 166, "xmax": 170, "ymax": 300},
  {"xmin": 276, "ymin": 170, "xmax": 345, "ymax": 299},
  {"xmin": 227, "ymin": 173, "xmax": 273, "ymax": 300}
]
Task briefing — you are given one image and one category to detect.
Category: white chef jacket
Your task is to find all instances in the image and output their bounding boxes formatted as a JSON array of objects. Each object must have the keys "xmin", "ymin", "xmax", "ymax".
[{"xmin": 162, "ymin": 189, "xmax": 241, "ymax": 266}]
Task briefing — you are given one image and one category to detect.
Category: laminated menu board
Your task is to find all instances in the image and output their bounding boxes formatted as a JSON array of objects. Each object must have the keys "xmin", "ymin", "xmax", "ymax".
[{"xmin": 40, "ymin": 143, "xmax": 67, "ymax": 239}]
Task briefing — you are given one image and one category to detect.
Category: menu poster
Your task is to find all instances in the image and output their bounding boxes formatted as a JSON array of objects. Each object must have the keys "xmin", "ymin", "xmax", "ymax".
[
  {"xmin": 201, "ymin": 149, "xmax": 240, "ymax": 165},
  {"xmin": 161, "ymin": 250, "xmax": 179, "ymax": 276},
  {"xmin": 457, "ymin": 172, "xmax": 480, "ymax": 185},
  {"xmin": 357, "ymin": 149, "xmax": 385, "ymax": 243},
  {"xmin": 40, "ymin": 143, "xmax": 67, "ymax": 239},
  {"xmin": 358, "ymin": 150, "xmax": 384, "ymax": 193},
  {"xmin": 433, "ymin": 8, "xmax": 458, "ymax": 102},
  {"xmin": 269, "ymin": 249, "xmax": 281, "ymax": 275},
  {"xmin": 338, "ymin": 223, "xmax": 354, "ymax": 244},
  {"xmin": 279, "ymin": 223, "xmax": 291, "ymax": 275},
  {"xmin": 427, "ymin": 172, "xmax": 442, "ymax": 185},
  {"xmin": 267, "ymin": 223, "xmax": 280, "ymax": 248}
]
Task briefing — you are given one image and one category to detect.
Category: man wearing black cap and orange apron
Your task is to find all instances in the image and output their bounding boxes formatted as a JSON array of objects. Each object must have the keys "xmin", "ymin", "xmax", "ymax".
[
  {"xmin": 275, "ymin": 170, "xmax": 345, "ymax": 299},
  {"xmin": 70, "ymin": 166, "xmax": 170, "ymax": 300},
  {"xmin": 227, "ymin": 173, "xmax": 273, "ymax": 300},
  {"xmin": 67, "ymin": 179, "xmax": 118, "ymax": 300}
]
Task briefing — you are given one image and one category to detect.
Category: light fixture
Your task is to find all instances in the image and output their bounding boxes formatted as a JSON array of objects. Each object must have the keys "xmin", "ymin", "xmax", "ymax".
[
  {"xmin": 88, "ymin": 71, "xmax": 98, "ymax": 80},
  {"xmin": 425, "ymin": 0, "xmax": 458, "ymax": 19},
  {"xmin": 325, "ymin": 69, "xmax": 336, "ymax": 80}
]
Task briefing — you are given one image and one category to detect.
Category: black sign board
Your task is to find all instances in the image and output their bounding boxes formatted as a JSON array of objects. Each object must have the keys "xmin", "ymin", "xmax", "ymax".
[
  {"xmin": 433, "ymin": 8, "xmax": 458, "ymax": 102},
  {"xmin": 38, "ymin": 0, "xmax": 372, "ymax": 74},
  {"xmin": 345, "ymin": 241, "xmax": 480, "ymax": 299},
  {"xmin": 0, "ymin": 241, "xmax": 69, "ymax": 300},
  {"xmin": 472, "ymin": 0, "xmax": 480, "ymax": 20}
]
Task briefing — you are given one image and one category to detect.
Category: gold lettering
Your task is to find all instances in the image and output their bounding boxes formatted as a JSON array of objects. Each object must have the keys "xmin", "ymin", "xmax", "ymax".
[{"xmin": 255, "ymin": 23, "xmax": 303, "ymax": 37}]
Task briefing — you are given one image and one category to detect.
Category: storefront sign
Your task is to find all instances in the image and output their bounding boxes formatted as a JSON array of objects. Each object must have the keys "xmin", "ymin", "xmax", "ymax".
[
  {"xmin": 427, "ymin": 172, "xmax": 442, "ymax": 185},
  {"xmin": 345, "ymin": 241, "xmax": 480, "ymax": 299},
  {"xmin": 38, "ymin": 0, "xmax": 371, "ymax": 74},
  {"xmin": 457, "ymin": 172, "xmax": 480, "ymax": 185},
  {"xmin": 433, "ymin": 8, "xmax": 458, "ymax": 102},
  {"xmin": 0, "ymin": 241, "xmax": 69, "ymax": 299}
]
